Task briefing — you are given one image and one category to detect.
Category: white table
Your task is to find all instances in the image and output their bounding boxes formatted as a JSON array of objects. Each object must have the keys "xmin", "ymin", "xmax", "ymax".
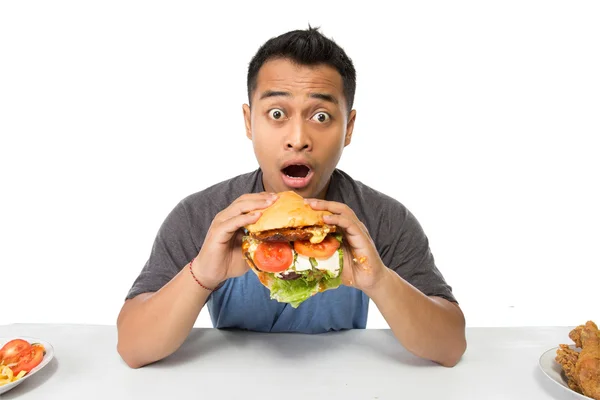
[{"xmin": 0, "ymin": 323, "xmax": 581, "ymax": 399}]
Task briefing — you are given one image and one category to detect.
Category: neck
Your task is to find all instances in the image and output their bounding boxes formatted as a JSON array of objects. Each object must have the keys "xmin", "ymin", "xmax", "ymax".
[{"xmin": 315, "ymin": 178, "xmax": 332, "ymax": 200}]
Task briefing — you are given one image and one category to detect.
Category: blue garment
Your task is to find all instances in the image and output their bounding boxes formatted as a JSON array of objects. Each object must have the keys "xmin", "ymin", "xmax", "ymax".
[{"xmin": 208, "ymin": 270, "xmax": 369, "ymax": 333}]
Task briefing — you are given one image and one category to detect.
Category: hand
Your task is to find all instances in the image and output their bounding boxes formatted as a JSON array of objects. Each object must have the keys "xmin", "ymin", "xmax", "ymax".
[
  {"xmin": 305, "ymin": 198, "xmax": 388, "ymax": 292},
  {"xmin": 191, "ymin": 192, "xmax": 279, "ymax": 288}
]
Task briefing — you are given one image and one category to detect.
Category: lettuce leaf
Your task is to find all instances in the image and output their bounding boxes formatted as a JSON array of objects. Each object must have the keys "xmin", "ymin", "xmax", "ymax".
[
  {"xmin": 269, "ymin": 247, "xmax": 344, "ymax": 308},
  {"xmin": 269, "ymin": 277, "xmax": 321, "ymax": 308},
  {"xmin": 332, "ymin": 232, "xmax": 343, "ymax": 243},
  {"xmin": 321, "ymin": 273, "xmax": 342, "ymax": 291}
]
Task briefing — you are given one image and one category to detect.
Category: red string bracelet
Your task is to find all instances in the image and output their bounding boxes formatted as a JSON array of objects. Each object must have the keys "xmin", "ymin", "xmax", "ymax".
[{"xmin": 188, "ymin": 257, "xmax": 217, "ymax": 291}]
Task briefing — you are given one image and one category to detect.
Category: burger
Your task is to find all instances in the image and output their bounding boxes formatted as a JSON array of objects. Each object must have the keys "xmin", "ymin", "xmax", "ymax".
[{"xmin": 242, "ymin": 191, "xmax": 344, "ymax": 308}]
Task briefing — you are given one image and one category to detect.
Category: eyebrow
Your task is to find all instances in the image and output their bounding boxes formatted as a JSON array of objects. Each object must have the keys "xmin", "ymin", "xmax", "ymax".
[
  {"xmin": 260, "ymin": 90, "xmax": 291, "ymax": 100},
  {"xmin": 259, "ymin": 90, "xmax": 339, "ymax": 105},
  {"xmin": 309, "ymin": 92, "xmax": 339, "ymax": 105}
]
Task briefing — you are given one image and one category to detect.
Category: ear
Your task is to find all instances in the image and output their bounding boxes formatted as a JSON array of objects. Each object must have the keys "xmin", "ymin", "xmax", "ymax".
[
  {"xmin": 243, "ymin": 104, "xmax": 252, "ymax": 140},
  {"xmin": 344, "ymin": 109, "xmax": 357, "ymax": 147}
]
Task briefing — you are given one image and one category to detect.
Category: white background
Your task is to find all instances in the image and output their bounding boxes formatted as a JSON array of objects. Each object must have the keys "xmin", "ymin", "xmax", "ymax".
[{"xmin": 1, "ymin": 1, "xmax": 598, "ymax": 329}]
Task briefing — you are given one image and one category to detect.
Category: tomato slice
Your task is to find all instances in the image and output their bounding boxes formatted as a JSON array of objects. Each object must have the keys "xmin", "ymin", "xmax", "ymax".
[
  {"xmin": 294, "ymin": 235, "xmax": 341, "ymax": 260},
  {"xmin": 11, "ymin": 345, "xmax": 45, "ymax": 375},
  {"xmin": 254, "ymin": 241, "xmax": 293, "ymax": 273},
  {"xmin": 0, "ymin": 339, "xmax": 32, "ymax": 365}
]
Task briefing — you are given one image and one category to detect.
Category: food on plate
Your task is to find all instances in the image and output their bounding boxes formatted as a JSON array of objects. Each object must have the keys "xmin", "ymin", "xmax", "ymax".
[
  {"xmin": 242, "ymin": 191, "xmax": 344, "ymax": 307},
  {"xmin": 0, "ymin": 366, "xmax": 26, "ymax": 387},
  {"xmin": 555, "ymin": 320, "xmax": 600, "ymax": 400},
  {"xmin": 0, "ymin": 339, "xmax": 46, "ymax": 386}
]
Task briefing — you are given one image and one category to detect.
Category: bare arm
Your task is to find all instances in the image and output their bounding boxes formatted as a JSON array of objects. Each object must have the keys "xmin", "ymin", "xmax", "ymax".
[
  {"xmin": 116, "ymin": 262, "xmax": 213, "ymax": 369},
  {"xmin": 364, "ymin": 268, "xmax": 466, "ymax": 367},
  {"xmin": 305, "ymin": 198, "xmax": 466, "ymax": 367},
  {"xmin": 116, "ymin": 192, "xmax": 276, "ymax": 369}
]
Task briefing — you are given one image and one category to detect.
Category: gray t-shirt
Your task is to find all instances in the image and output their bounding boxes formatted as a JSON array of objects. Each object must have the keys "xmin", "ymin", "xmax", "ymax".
[{"xmin": 126, "ymin": 168, "xmax": 456, "ymax": 333}]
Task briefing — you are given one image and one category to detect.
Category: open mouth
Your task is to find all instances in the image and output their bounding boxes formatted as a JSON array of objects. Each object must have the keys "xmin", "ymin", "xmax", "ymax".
[{"xmin": 282, "ymin": 164, "xmax": 311, "ymax": 179}]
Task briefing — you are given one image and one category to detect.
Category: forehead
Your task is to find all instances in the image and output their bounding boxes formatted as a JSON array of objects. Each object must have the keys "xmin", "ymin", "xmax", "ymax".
[{"xmin": 254, "ymin": 58, "xmax": 345, "ymax": 104}]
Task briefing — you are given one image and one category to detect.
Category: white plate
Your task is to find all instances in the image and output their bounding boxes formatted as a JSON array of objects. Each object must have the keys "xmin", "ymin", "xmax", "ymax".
[
  {"xmin": 538, "ymin": 345, "xmax": 594, "ymax": 400},
  {"xmin": 0, "ymin": 336, "xmax": 55, "ymax": 395}
]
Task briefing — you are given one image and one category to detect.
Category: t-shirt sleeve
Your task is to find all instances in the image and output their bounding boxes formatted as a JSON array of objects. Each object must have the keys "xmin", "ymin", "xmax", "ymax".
[
  {"xmin": 380, "ymin": 206, "xmax": 457, "ymax": 304},
  {"xmin": 125, "ymin": 201, "xmax": 199, "ymax": 300}
]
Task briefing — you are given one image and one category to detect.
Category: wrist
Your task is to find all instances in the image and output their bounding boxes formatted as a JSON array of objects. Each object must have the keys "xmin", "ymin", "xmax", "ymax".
[
  {"xmin": 190, "ymin": 257, "xmax": 223, "ymax": 290},
  {"xmin": 361, "ymin": 266, "xmax": 394, "ymax": 298}
]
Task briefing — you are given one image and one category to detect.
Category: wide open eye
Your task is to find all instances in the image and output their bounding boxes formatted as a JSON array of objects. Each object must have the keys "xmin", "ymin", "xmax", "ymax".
[
  {"xmin": 311, "ymin": 112, "xmax": 330, "ymax": 123},
  {"xmin": 268, "ymin": 109, "xmax": 286, "ymax": 120}
]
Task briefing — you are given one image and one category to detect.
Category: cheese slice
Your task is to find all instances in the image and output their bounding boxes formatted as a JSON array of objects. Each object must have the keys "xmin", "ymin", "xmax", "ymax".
[
  {"xmin": 247, "ymin": 240, "xmax": 259, "ymax": 254},
  {"xmin": 294, "ymin": 254, "xmax": 313, "ymax": 271},
  {"xmin": 312, "ymin": 253, "xmax": 341, "ymax": 275},
  {"xmin": 304, "ymin": 226, "xmax": 332, "ymax": 244}
]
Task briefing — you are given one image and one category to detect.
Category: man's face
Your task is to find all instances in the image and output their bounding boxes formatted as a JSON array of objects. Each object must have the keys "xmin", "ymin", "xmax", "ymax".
[{"xmin": 243, "ymin": 58, "xmax": 356, "ymax": 199}]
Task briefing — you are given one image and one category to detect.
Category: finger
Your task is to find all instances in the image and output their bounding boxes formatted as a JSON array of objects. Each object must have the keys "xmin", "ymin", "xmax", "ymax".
[
  {"xmin": 213, "ymin": 211, "xmax": 263, "ymax": 244},
  {"xmin": 231, "ymin": 196, "xmax": 277, "ymax": 215},
  {"xmin": 324, "ymin": 211, "xmax": 371, "ymax": 238},
  {"xmin": 322, "ymin": 214, "xmax": 365, "ymax": 238},
  {"xmin": 233, "ymin": 191, "xmax": 278, "ymax": 205},
  {"xmin": 217, "ymin": 193, "xmax": 278, "ymax": 222},
  {"xmin": 304, "ymin": 198, "xmax": 353, "ymax": 216}
]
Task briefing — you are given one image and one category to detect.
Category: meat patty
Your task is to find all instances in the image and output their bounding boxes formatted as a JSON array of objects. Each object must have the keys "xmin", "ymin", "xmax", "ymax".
[{"xmin": 250, "ymin": 225, "xmax": 336, "ymax": 242}]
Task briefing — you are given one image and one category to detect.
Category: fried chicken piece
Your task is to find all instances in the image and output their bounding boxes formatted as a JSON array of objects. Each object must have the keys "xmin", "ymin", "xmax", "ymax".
[
  {"xmin": 556, "ymin": 344, "xmax": 582, "ymax": 392},
  {"xmin": 572, "ymin": 321, "xmax": 600, "ymax": 399},
  {"xmin": 556, "ymin": 321, "xmax": 600, "ymax": 400}
]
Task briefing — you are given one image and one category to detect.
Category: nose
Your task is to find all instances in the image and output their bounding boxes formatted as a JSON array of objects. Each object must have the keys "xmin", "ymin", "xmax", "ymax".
[{"xmin": 284, "ymin": 120, "xmax": 312, "ymax": 151}]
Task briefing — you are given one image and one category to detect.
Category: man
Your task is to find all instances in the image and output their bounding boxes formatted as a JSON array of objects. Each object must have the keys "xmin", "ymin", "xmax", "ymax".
[{"xmin": 116, "ymin": 27, "xmax": 466, "ymax": 369}]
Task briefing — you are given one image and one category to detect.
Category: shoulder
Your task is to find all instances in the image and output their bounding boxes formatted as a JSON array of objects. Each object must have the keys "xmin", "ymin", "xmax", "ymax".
[
  {"xmin": 332, "ymin": 169, "xmax": 410, "ymax": 223},
  {"xmin": 181, "ymin": 170, "xmax": 261, "ymax": 212},
  {"xmin": 331, "ymin": 169, "xmax": 423, "ymax": 250},
  {"xmin": 178, "ymin": 169, "xmax": 263, "ymax": 219}
]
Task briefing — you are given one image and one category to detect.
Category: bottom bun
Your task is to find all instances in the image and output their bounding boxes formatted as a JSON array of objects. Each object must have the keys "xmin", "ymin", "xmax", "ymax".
[{"xmin": 244, "ymin": 259, "xmax": 275, "ymax": 287}]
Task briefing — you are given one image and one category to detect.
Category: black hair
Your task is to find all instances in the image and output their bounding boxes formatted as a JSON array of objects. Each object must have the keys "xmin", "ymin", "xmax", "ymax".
[{"xmin": 247, "ymin": 26, "xmax": 357, "ymax": 112}]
